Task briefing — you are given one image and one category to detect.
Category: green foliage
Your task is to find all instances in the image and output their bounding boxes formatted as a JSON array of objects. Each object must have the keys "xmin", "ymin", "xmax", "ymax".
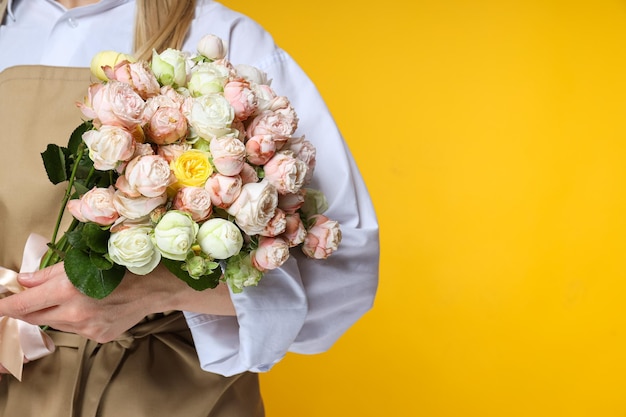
[
  {"xmin": 64, "ymin": 247, "xmax": 124, "ymax": 299},
  {"xmin": 161, "ymin": 257, "xmax": 222, "ymax": 291}
]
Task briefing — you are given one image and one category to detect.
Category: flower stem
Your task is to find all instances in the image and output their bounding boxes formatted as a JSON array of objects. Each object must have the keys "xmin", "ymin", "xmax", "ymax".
[{"xmin": 40, "ymin": 144, "xmax": 86, "ymax": 269}]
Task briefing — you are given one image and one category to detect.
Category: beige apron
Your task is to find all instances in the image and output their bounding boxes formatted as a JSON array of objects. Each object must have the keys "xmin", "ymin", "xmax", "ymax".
[{"xmin": 0, "ymin": 32, "xmax": 264, "ymax": 417}]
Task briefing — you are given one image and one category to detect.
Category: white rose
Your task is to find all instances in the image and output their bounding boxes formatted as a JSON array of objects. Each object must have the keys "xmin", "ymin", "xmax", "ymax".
[
  {"xmin": 82, "ymin": 125, "xmax": 135, "ymax": 170},
  {"xmin": 226, "ymin": 180, "xmax": 278, "ymax": 236},
  {"xmin": 153, "ymin": 211, "xmax": 199, "ymax": 260},
  {"xmin": 188, "ymin": 62, "xmax": 229, "ymax": 96},
  {"xmin": 151, "ymin": 48, "xmax": 188, "ymax": 88},
  {"xmin": 197, "ymin": 34, "xmax": 227, "ymax": 60},
  {"xmin": 113, "ymin": 190, "xmax": 167, "ymax": 220},
  {"xmin": 197, "ymin": 218, "xmax": 243, "ymax": 259},
  {"xmin": 187, "ymin": 94, "xmax": 234, "ymax": 140},
  {"xmin": 235, "ymin": 64, "xmax": 270, "ymax": 85},
  {"xmin": 108, "ymin": 226, "xmax": 161, "ymax": 275}
]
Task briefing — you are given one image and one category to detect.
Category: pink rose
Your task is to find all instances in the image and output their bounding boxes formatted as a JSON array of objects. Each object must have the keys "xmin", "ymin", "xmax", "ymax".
[
  {"xmin": 245, "ymin": 134, "xmax": 276, "ymax": 166},
  {"xmin": 157, "ymin": 142, "xmax": 191, "ymax": 164},
  {"xmin": 277, "ymin": 190, "xmax": 306, "ymax": 214},
  {"xmin": 116, "ymin": 155, "xmax": 176, "ymax": 198},
  {"xmin": 172, "ymin": 187, "xmax": 213, "ymax": 222},
  {"xmin": 78, "ymin": 80, "xmax": 145, "ymax": 130},
  {"xmin": 209, "ymin": 136, "xmax": 245, "ymax": 176},
  {"xmin": 302, "ymin": 214, "xmax": 341, "ymax": 259},
  {"xmin": 281, "ymin": 214, "xmax": 306, "ymax": 247},
  {"xmin": 103, "ymin": 60, "xmax": 161, "ymax": 99},
  {"xmin": 159, "ymin": 85, "xmax": 188, "ymax": 107},
  {"xmin": 239, "ymin": 163, "xmax": 259, "ymax": 185},
  {"xmin": 246, "ymin": 110, "xmax": 297, "ymax": 144},
  {"xmin": 251, "ymin": 236, "xmax": 290, "ymax": 271},
  {"xmin": 145, "ymin": 106, "xmax": 188, "ymax": 145},
  {"xmin": 261, "ymin": 208, "xmax": 286, "ymax": 237},
  {"xmin": 284, "ymin": 135, "xmax": 316, "ymax": 184},
  {"xmin": 263, "ymin": 150, "xmax": 308, "ymax": 194},
  {"xmin": 81, "ymin": 125, "xmax": 135, "ymax": 171},
  {"xmin": 230, "ymin": 119, "xmax": 246, "ymax": 141},
  {"xmin": 67, "ymin": 186, "xmax": 119, "ymax": 226},
  {"xmin": 226, "ymin": 180, "xmax": 278, "ymax": 236},
  {"xmin": 112, "ymin": 190, "xmax": 167, "ymax": 220},
  {"xmin": 250, "ymin": 83, "xmax": 276, "ymax": 114},
  {"xmin": 205, "ymin": 173, "xmax": 242, "ymax": 209},
  {"xmin": 224, "ymin": 81, "xmax": 257, "ymax": 121}
]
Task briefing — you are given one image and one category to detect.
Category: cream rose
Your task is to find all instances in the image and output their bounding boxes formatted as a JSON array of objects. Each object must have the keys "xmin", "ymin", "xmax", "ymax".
[
  {"xmin": 188, "ymin": 62, "xmax": 229, "ymax": 96},
  {"xmin": 234, "ymin": 64, "xmax": 270, "ymax": 85},
  {"xmin": 108, "ymin": 226, "xmax": 161, "ymax": 275},
  {"xmin": 197, "ymin": 34, "xmax": 227, "ymax": 60},
  {"xmin": 153, "ymin": 210, "xmax": 199, "ymax": 261},
  {"xmin": 112, "ymin": 190, "xmax": 167, "ymax": 220},
  {"xmin": 82, "ymin": 125, "xmax": 136, "ymax": 171},
  {"xmin": 197, "ymin": 218, "xmax": 244, "ymax": 260},
  {"xmin": 187, "ymin": 94, "xmax": 235, "ymax": 140},
  {"xmin": 151, "ymin": 48, "xmax": 188, "ymax": 88},
  {"xmin": 225, "ymin": 180, "xmax": 278, "ymax": 236}
]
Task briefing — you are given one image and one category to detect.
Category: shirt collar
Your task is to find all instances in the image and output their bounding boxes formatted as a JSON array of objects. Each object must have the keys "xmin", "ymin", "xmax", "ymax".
[
  {"xmin": 7, "ymin": 0, "xmax": 132, "ymax": 21},
  {"xmin": 6, "ymin": 0, "xmax": 15, "ymax": 21}
]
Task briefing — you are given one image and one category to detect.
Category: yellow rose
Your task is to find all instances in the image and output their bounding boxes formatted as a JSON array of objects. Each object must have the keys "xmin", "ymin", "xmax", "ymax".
[
  {"xmin": 170, "ymin": 150, "xmax": 213, "ymax": 190},
  {"xmin": 90, "ymin": 50, "xmax": 136, "ymax": 81}
]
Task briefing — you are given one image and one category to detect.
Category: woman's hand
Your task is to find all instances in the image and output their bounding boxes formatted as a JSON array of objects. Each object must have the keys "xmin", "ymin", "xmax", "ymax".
[{"xmin": 0, "ymin": 262, "xmax": 235, "ymax": 343}]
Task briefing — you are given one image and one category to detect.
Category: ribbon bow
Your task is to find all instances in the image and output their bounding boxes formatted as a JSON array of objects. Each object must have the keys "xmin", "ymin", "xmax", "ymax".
[{"xmin": 0, "ymin": 234, "xmax": 56, "ymax": 380}]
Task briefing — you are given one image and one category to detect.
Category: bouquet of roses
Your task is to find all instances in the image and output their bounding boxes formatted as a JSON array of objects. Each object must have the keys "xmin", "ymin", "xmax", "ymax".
[{"xmin": 39, "ymin": 34, "xmax": 341, "ymax": 299}]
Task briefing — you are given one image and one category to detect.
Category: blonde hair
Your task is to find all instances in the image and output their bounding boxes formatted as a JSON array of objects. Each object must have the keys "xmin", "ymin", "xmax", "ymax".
[{"xmin": 133, "ymin": 0, "xmax": 196, "ymax": 61}]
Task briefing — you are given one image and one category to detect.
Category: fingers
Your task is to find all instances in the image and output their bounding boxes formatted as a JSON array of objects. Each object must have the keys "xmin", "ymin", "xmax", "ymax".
[
  {"xmin": 0, "ymin": 265, "xmax": 78, "ymax": 319},
  {"xmin": 18, "ymin": 262, "xmax": 64, "ymax": 288}
]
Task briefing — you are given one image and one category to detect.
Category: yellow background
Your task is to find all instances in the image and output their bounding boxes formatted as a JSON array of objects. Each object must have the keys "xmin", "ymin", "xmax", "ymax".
[{"xmin": 221, "ymin": 1, "xmax": 626, "ymax": 416}]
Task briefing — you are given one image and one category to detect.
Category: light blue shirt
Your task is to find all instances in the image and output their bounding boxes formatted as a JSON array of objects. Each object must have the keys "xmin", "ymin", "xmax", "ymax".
[{"xmin": 0, "ymin": 0, "xmax": 379, "ymax": 376}]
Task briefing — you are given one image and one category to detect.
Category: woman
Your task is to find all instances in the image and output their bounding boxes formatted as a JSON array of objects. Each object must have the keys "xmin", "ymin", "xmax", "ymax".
[{"xmin": 0, "ymin": 0, "xmax": 379, "ymax": 415}]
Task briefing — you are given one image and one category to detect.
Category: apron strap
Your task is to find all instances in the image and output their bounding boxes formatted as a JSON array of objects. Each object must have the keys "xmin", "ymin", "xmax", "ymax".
[{"xmin": 0, "ymin": 0, "xmax": 7, "ymax": 24}]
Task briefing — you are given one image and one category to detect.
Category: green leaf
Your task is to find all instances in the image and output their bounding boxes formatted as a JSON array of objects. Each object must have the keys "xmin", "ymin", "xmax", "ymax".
[
  {"xmin": 89, "ymin": 251, "xmax": 113, "ymax": 270},
  {"xmin": 68, "ymin": 121, "xmax": 92, "ymax": 154},
  {"xmin": 161, "ymin": 258, "xmax": 221, "ymax": 291},
  {"xmin": 72, "ymin": 181, "xmax": 90, "ymax": 197},
  {"xmin": 83, "ymin": 223, "xmax": 110, "ymax": 254},
  {"xmin": 41, "ymin": 144, "xmax": 67, "ymax": 185},
  {"xmin": 64, "ymin": 248, "xmax": 124, "ymax": 299},
  {"xmin": 67, "ymin": 228, "xmax": 88, "ymax": 251}
]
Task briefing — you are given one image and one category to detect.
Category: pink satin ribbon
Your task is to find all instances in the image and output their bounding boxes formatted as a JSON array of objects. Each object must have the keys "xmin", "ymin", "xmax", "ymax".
[{"xmin": 0, "ymin": 234, "xmax": 56, "ymax": 380}]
